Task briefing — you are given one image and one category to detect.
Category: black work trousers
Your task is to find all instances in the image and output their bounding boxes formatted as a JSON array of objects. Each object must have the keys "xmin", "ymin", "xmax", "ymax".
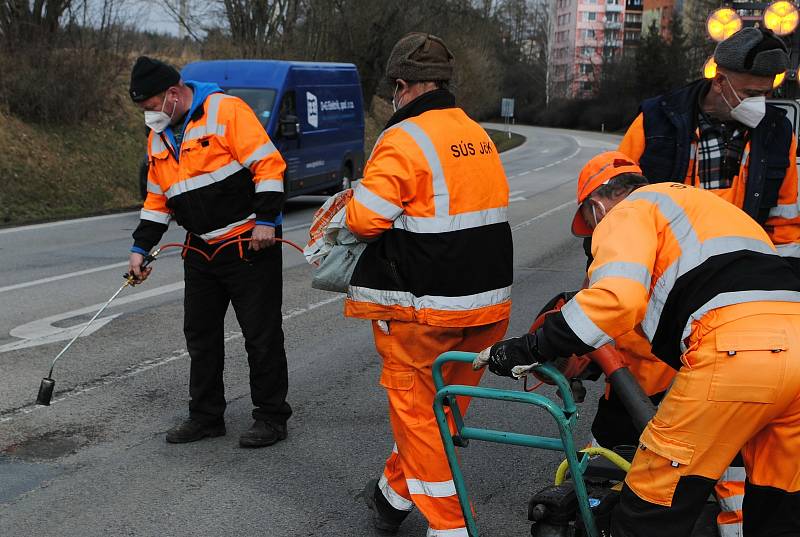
[{"xmin": 183, "ymin": 233, "xmax": 291, "ymax": 426}]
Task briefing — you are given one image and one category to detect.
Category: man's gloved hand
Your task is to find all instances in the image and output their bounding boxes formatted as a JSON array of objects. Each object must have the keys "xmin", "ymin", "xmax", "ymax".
[{"xmin": 473, "ymin": 332, "xmax": 545, "ymax": 377}]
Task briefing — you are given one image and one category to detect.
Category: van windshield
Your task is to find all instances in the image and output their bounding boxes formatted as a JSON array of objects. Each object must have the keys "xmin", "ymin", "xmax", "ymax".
[{"xmin": 225, "ymin": 88, "xmax": 277, "ymax": 128}]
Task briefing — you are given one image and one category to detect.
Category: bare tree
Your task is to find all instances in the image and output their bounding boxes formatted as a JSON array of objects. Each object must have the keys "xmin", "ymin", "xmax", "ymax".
[{"xmin": 0, "ymin": 0, "xmax": 72, "ymax": 47}]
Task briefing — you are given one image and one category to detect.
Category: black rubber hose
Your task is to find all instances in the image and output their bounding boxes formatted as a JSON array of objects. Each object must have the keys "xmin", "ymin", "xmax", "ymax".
[{"xmin": 606, "ymin": 367, "xmax": 658, "ymax": 435}]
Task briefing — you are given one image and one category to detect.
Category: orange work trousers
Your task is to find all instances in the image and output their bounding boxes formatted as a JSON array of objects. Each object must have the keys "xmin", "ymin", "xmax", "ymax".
[
  {"xmin": 372, "ymin": 319, "xmax": 508, "ymax": 536},
  {"xmin": 612, "ymin": 304, "xmax": 800, "ymax": 537}
]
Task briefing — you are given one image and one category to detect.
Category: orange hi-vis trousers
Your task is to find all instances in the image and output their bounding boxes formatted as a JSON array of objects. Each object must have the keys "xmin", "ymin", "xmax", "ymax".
[
  {"xmin": 372, "ymin": 319, "xmax": 508, "ymax": 537},
  {"xmin": 612, "ymin": 303, "xmax": 800, "ymax": 537}
]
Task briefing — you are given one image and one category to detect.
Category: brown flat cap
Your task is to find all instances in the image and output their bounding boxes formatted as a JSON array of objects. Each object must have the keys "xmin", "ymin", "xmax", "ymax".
[{"xmin": 386, "ymin": 33, "xmax": 454, "ymax": 82}]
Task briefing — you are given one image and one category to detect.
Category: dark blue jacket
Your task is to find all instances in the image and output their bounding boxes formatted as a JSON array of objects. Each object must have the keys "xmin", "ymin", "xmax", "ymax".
[{"xmin": 638, "ymin": 79, "xmax": 793, "ymax": 223}]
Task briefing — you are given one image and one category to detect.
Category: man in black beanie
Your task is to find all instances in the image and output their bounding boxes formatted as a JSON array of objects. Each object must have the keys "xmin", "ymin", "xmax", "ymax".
[{"xmin": 127, "ymin": 56, "xmax": 292, "ymax": 448}]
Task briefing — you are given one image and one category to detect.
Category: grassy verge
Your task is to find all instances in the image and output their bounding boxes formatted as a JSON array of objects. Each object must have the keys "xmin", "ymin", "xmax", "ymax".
[
  {"xmin": 485, "ymin": 127, "xmax": 525, "ymax": 153},
  {"xmin": 0, "ymin": 106, "xmax": 143, "ymax": 226},
  {"xmin": 0, "ymin": 107, "xmax": 527, "ymax": 228}
]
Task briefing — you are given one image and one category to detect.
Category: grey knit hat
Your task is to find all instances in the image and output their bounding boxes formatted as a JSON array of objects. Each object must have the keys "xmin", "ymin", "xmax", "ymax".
[
  {"xmin": 714, "ymin": 27, "xmax": 789, "ymax": 77},
  {"xmin": 386, "ymin": 33, "xmax": 454, "ymax": 82}
]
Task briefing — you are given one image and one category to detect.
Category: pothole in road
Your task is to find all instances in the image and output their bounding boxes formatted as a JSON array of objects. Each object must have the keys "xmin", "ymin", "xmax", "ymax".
[{"xmin": 2, "ymin": 425, "xmax": 101, "ymax": 461}]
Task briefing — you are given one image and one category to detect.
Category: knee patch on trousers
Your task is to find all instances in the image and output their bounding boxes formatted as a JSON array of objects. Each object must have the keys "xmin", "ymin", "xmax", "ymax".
[
  {"xmin": 626, "ymin": 426, "xmax": 696, "ymax": 507},
  {"xmin": 613, "ymin": 477, "xmax": 717, "ymax": 537},
  {"xmin": 743, "ymin": 481, "xmax": 800, "ymax": 537}
]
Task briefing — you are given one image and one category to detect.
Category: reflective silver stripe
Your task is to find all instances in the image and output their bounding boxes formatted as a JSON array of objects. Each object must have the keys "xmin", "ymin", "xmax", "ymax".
[
  {"xmin": 165, "ymin": 161, "xmax": 244, "ymax": 198},
  {"xmin": 146, "ymin": 181, "xmax": 163, "ymax": 195},
  {"xmin": 396, "ymin": 121, "xmax": 450, "ymax": 217},
  {"xmin": 717, "ymin": 523, "xmax": 743, "ymax": 537},
  {"xmin": 243, "ymin": 141, "xmax": 278, "ymax": 168},
  {"xmin": 255, "ymin": 179, "xmax": 284, "ymax": 193},
  {"xmin": 393, "ymin": 207, "xmax": 507, "ymax": 233},
  {"xmin": 775, "ymin": 243, "xmax": 800, "ymax": 257},
  {"xmin": 205, "ymin": 93, "xmax": 228, "ymax": 135},
  {"xmin": 718, "ymin": 494, "xmax": 744, "ymax": 513},
  {"xmin": 589, "ymin": 261, "xmax": 651, "ymax": 288},
  {"xmin": 348, "ymin": 286, "xmax": 510, "ymax": 312},
  {"xmin": 378, "ymin": 475, "xmax": 414, "ymax": 511},
  {"xmin": 184, "ymin": 124, "xmax": 226, "ymax": 142},
  {"xmin": 392, "ymin": 443, "xmax": 399, "ymax": 454},
  {"xmin": 150, "ymin": 135, "xmax": 167, "ymax": 155},
  {"xmin": 629, "ymin": 191, "xmax": 779, "ymax": 339},
  {"xmin": 560, "ymin": 298, "xmax": 613, "ymax": 348},
  {"xmin": 769, "ymin": 203, "xmax": 800, "ymax": 219},
  {"xmin": 197, "ymin": 214, "xmax": 255, "ymax": 241},
  {"xmin": 406, "ymin": 479, "xmax": 456, "ymax": 498},
  {"xmin": 353, "ymin": 184, "xmax": 404, "ymax": 221},
  {"xmin": 427, "ymin": 528, "xmax": 469, "ymax": 537},
  {"xmin": 140, "ymin": 209, "xmax": 170, "ymax": 225},
  {"xmin": 720, "ymin": 466, "xmax": 746, "ymax": 482},
  {"xmin": 681, "ymin": 290, "xmax": 800, "ymax": 344}
]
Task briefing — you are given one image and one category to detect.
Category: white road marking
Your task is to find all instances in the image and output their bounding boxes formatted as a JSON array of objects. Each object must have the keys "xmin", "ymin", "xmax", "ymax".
[
  {"xmin": 0, "ymin": 222, "xmax": 311, "ymax": 295},
  {"xmin": 519, "ymin": 170, "xmax": 531, "ymax": 176},
  {"xmin": 0, "ymin": 282, "xmax": 185, "ymax": 353},
  {"xmin": 0, "ymin": 211, "xmax": 139, "ymax": 235},
  {"xmin": 0, "ymin": 295, "xmax": 344, "ymax": 423},
  {"xmin": 509, "ymin": 197, "xmax": 526, "ymax": 203},
  {"xmin": 0, "ymin": 252, "xmax": 179, "ymax": 295},
  {"xmin": 511, "ymin": 200, "xmax": 574, "ymax": 232},
  {"xmin": 531, "ymin": 145, "xmax": 582, "ymax": 172}
]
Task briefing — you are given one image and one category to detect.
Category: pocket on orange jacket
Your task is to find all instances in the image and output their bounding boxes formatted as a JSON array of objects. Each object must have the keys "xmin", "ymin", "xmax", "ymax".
[
  {"xmin": 626, "ymin": 426, "xmax": 695, "ymax": 507},
  {"xmin": 380, "ymin": 369, "xmax": 419, "ymax": 426},
  {"xmin": 710, "ymin": 329, "xmax": 788, "ymax": 403}
]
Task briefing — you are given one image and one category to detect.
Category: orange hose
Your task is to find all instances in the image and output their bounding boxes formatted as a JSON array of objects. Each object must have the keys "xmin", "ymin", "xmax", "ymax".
[{"xmin": 155, "ymin": 237, "xmax": 307, "ymax": 263}]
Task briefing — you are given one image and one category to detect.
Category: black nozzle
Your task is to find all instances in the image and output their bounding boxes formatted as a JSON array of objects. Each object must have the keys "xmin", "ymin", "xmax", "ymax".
[{"xmin": 37, "ymin": 377, "xmax": 55, "ymax": 406}]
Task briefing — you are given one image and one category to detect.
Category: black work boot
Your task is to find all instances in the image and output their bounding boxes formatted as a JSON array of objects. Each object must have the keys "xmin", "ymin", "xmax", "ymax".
[
  {"xmin": 363, "ymin": 478, "xmax": 411, "ymax": 534},
  {"xmin": 239, "ymin": 420, "xmax": 287, "ymax": 448},
  {"xmin": 165, "ymin": 418, "xmax": 226, "ymax": 443}
]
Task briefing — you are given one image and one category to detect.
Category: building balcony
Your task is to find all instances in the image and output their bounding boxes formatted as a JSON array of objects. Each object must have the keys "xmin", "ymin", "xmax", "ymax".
[
  {"xmin": 625, "ymin": 20, "xmax": 641, "ymax": 29},
  {"xmin": 603, "ymin": 40, "xmax": 623, "ymax": 47},
  {"xmin": 604, "ymin": 21, "xmax": 623, "ymax": 29},
  {"xmin": 606, "ymin": 4, "xmax": 624, "ymax": 12}
]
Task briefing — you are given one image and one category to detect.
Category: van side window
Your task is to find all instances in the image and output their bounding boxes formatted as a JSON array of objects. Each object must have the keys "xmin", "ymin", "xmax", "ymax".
[{"xmin": 276, "ymin": 91, "xmax": 297, "ymax": 140}]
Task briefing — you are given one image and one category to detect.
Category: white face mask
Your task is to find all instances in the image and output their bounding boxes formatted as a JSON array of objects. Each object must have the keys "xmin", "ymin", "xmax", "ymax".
[
  {"xmin": 144, "ymin": 94, "xmax": 177, "ymax": 133},
  {"xmin": 721, "ymin": 77, "xmax": 766, "ymax": 128}
]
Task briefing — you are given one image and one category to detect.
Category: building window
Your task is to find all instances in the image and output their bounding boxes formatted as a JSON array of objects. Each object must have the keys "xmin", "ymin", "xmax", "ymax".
[
  {"xmin": 582, "ymin": 11, "xmax": 597, "ymax": 21},
  {"xmin": 582, "ymin": 29, "xmax": 596, "ymax": 39},
  {"xmin": 582, "ymin": 46, "xmax": 593, "ymax": 56},
  {"xmin": 625, "ymin": 31, "xmax": 639, "ymax": 40},
  {"xmin": 580, "ymin": 64, "xmax": 594, "ymax": 74},
  {"xmin": 582, "ymin": 81, "xmax": 593, "ymax": 90}
]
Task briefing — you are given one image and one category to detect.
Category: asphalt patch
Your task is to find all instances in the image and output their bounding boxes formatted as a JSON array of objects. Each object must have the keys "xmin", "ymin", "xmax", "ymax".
[{"xmin": 2, "ymin": 425, "xmax": 100, "ymax": 461}]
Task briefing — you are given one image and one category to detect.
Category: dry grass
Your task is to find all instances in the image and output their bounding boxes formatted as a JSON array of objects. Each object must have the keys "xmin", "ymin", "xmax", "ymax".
[{"xmin": 0, "ymin": 102, "xmax": 144, "ymax": 226}]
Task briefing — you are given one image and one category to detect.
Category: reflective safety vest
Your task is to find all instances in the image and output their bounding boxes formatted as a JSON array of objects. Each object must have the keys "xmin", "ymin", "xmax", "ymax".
[
  {"xmin": 133, "ymin": 86, "xmax": 285, "ymax": 253},
  {"xmin": 344, "ymin": 107, "xmax": 513, "ymax": 327},
  {"xmin": 541, "ymin": 182, "xmax": 800, "ymax": 368},
  {"xmin": 618, "ymin": 83, "xmax": 800, "ymax": 260}
]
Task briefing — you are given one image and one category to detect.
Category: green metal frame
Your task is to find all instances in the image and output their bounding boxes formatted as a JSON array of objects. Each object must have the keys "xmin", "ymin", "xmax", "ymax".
[{"xmin": 432, "ymin": 351, "xmax": 598, "ymax": 537}]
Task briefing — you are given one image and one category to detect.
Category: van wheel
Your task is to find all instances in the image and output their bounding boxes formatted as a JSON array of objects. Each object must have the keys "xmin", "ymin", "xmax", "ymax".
[{"xmin": 341, "ymin": 163, "xmax": 353, "ymax": 191}]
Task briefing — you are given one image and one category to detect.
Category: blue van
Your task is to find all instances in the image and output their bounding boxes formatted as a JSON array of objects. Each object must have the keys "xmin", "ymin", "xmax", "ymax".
[{"xmin": 139, "ymin": 60, "xmax": 365, "ymax": 199}]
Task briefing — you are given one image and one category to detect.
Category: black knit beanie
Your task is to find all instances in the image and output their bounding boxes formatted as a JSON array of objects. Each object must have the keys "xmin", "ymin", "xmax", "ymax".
[{"xmin": 129, "ymin": 56, "xmax": 181, "ymax": 102}]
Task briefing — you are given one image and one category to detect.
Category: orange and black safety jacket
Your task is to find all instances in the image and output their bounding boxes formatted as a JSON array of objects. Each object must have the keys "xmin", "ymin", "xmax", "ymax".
[
  {"xmin": 539, "ymin": 182, "xmax": 800, "ymax": 369},
  {"xmin": 344, "ymin": 89, "xmax": 513, "ymax": 327},
  {"xmin": 618, "ymin": 79, "xmax": 800, "ymax": 262},
  {"xmin": 132, "ymin": 81, "xmax": 286, "ymax": 254}
]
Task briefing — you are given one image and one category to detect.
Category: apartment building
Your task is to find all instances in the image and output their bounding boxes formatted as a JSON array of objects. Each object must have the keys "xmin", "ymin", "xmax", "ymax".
[{"xmin": 549, "ymin": 0, "xmax": 625, "ymax": 99}]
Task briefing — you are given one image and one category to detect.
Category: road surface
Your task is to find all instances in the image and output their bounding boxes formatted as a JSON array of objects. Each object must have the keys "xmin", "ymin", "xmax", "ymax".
[{"xmin": 0, "ymin": 125, "xmax": 621, "ymax": 536}]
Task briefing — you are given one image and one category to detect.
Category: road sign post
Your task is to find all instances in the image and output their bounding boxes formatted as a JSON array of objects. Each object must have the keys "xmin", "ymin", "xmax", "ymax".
[{"xmin": 501, "ymin": 98, "xmax": 515, "ymax": 138}]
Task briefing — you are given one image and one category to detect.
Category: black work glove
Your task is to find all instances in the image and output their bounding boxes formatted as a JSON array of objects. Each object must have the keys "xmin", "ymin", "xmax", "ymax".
[{"xmin": 473, "ymin": 331, "xmax": 546, "ymax": 377}]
